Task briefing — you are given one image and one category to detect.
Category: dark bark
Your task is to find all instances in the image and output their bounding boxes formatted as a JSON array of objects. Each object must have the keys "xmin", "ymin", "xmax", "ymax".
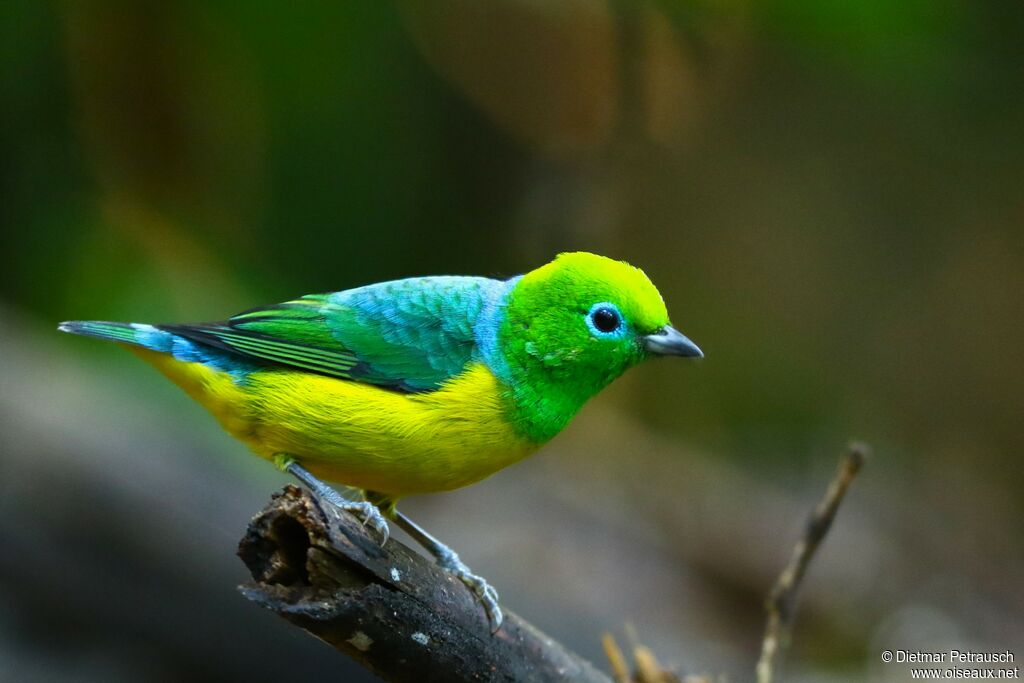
[{"xmin": 238, "ymin": 485, "xmax": 613, "ymax": 683}]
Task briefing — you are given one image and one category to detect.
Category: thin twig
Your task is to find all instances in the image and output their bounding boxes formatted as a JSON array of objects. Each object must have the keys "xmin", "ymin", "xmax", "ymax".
[{"xmin": 755, "ymin": 442, "xmax": 868, "ymax": 683}]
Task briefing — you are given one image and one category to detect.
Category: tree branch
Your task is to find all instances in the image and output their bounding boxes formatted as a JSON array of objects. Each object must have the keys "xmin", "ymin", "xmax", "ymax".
[
  {"xmin": 755, "ymin": 443, "xmax": 868, "ymax": 683},
  {"xmin": 238, "ymin": 440, "xmax": 866, "ymax": 683},
  {"xmin": 237, "ymin": 485, "xmax": 612, "ymax": 683}
]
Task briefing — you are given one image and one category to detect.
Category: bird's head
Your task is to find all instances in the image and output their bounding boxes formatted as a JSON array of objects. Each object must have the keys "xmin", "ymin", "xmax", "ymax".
[{"xmin": 500, "ymin": 252, "xmax": 701, "ymax": 403}]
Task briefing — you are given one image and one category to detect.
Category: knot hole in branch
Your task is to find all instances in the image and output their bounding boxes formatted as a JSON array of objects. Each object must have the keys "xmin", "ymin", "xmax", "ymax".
[{"xmin": 241, "ymin": 511, "xmax": 313, "ymax": 587}]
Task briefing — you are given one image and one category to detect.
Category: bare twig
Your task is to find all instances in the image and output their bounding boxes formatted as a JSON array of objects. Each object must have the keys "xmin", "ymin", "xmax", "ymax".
[
  {"xmin": 755, "ymin": 442, "xmax": 868, "ymax": 683},
  {"xmin": 237, "ymin": 485, "xmax": 612, "ymax": 683}
]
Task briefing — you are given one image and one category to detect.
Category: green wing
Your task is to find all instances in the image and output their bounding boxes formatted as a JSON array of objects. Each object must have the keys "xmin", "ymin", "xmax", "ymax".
[{"xmin": 161, "ymin": 276, "xmax": 508, "ymax": 392}]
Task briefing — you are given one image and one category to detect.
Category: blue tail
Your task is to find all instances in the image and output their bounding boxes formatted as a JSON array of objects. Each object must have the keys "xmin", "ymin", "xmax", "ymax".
[
  {"xmin": 59, "ymin": 320, "xmax": 259, "ymax": 379},
  {"xmin": 58, "ymin": 321, "xmax": 175, "ymax": 352}
]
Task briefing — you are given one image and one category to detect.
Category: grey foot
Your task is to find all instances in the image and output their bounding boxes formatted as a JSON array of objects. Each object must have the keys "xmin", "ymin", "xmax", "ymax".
[
  {"xmin": 390, "ymin": 509, "xmax": 502, "ymax": 632},
  {"xmin": 283, "ymin": 460, "xmax": 389, "ymax": 544},
  {"xmin": 437, "ymin": 548, "xmax": 503, "ymax": 632},
  {"xmin": 332, "ymin": 498, "xmax": 391, "ymax": 545}
]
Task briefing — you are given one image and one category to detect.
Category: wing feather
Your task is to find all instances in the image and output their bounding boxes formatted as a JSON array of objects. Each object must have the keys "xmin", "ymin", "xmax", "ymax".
[{"xmin": 159, "ymin": 277, "xmax": 509, "ymax": 392}]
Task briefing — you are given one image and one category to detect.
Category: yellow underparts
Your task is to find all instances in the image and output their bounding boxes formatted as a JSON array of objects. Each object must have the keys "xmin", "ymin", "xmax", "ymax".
[{"xmin": 130, "ymin": 348, "xmax": 537, "ymax": 497}]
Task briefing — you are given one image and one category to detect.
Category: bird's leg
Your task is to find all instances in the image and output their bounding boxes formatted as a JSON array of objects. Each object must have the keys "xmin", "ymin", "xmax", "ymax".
[
  {"xmin": 390, "ymin": 507, "xmax": 503, "ymax": 632},
  {"xmin": 273, "ymin": 454, "xmax": 389, "ymax": 544}
]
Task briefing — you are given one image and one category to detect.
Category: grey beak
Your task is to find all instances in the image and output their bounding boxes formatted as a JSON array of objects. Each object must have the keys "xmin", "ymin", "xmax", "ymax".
[{"xmin": 643, "ymin": 325, "xmax": 703, "ymax": 358}]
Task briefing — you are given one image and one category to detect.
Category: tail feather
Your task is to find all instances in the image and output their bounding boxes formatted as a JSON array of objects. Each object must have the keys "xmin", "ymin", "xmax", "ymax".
[
  {"xmin": 58, "ymin": 320, "xmax": 174, "ymax": 352},
  {"xmin": 59, "ymin": 320, "xmax": 260, "ymax": 379}
]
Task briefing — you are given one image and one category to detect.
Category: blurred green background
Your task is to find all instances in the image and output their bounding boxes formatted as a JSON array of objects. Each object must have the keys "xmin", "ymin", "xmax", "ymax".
[{"xmin": 1, "ymin": 1, "xmax": 1022, "ymax": 681}]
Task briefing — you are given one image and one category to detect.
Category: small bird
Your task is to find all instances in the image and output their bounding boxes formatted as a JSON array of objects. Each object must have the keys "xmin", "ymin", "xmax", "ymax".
[{"xmin": 59, "ymin": 251, "xmax": 701, "ymax": 630}]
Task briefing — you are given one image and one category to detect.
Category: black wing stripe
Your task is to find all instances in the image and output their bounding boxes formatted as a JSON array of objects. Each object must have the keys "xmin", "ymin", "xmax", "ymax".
[
  {"xmin": 201, "ymin": 328, "xmax": 356, "ymax": 365},
  {"xmin": 217, "ymin": 337, "xmax": 355, "ymax": 375},
  {"xmin": 159, "ymin": 324, "xmax": 356, "ymax": 378}
]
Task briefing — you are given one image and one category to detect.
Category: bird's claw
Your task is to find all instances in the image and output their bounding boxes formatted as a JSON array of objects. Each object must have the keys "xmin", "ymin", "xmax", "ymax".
[
  {"xmin": 314, "ymin": 486, "xmax": 390, "ymax": 545},
  {"xmin": 454, "ymin": 569, "xmax": 503, "ymax": 632},
  {"xmin": 437, "ymin": 550, "xmax": 503, "ymax": 631},
  {"xmin": 338, "ymin": 500, "xmax": 390, "ymax": 545},
  {"xmin": 282, "ymin": 461, "xmax": 389, "ymax": 545}
]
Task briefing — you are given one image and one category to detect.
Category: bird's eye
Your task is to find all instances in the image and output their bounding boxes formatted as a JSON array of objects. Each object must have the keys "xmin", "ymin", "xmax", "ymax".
[
  {"xmin": 585, "ymin": 302, "xmax": 627, "ymax": 339},
  {"xmin": 592, "ymin": 308, "xmax": 619, "ymax": 332},
  {"xmin": 590, "ymin": 307, "xmax": 620, "ymax": 333}
]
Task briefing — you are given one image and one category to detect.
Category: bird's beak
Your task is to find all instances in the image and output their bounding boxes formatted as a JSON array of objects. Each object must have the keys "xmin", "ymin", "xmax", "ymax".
[{"xmin": 643, "ymin": 325, "xmax": 703, "ymax": 358}]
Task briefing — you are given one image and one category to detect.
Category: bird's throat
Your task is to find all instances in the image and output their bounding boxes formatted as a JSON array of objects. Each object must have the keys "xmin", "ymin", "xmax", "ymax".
[{"xmin": 501, "ymin": 372, "xmax": 606, "ymax": 445}]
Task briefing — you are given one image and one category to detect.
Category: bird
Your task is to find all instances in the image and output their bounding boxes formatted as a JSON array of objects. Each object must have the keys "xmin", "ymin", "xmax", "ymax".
[{"xmin": 59, "ymin": 251, "xmax": 702, "ymax": 630}]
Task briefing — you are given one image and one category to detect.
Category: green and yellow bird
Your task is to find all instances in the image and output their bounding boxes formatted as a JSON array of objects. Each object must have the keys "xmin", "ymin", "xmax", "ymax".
[{"xmin": 60, "ymin": 251, "xmax": 702, "ymax": 629}]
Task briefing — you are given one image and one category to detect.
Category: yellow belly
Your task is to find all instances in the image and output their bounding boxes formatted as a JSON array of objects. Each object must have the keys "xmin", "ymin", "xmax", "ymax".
[{"xmin": 131, "ymin": 347, "xmax": 536, "ymax": 496}]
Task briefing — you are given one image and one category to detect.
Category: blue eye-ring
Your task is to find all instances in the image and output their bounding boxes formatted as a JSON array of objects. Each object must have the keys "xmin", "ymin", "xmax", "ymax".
[{"xmin": 585, "ymin": 302, "xmax": 626, "ymax": 338}]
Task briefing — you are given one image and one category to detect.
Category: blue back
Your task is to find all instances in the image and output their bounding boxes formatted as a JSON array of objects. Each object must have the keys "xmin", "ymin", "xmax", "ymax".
[{"xmin": 63, "ymin": 275, "xmax": 518, "ymax": 393}]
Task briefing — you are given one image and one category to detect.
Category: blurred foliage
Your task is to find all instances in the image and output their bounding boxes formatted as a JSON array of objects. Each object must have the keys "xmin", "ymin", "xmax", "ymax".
[{"xmin": 1, "ymin": 0, "xmax": 1022, "ymax": 680}]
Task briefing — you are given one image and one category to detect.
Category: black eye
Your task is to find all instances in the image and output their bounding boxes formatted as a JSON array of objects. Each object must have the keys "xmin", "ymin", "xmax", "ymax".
[{"xmin": 591, "ymin": 307, "xmax": 620, "ymax": 333}]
